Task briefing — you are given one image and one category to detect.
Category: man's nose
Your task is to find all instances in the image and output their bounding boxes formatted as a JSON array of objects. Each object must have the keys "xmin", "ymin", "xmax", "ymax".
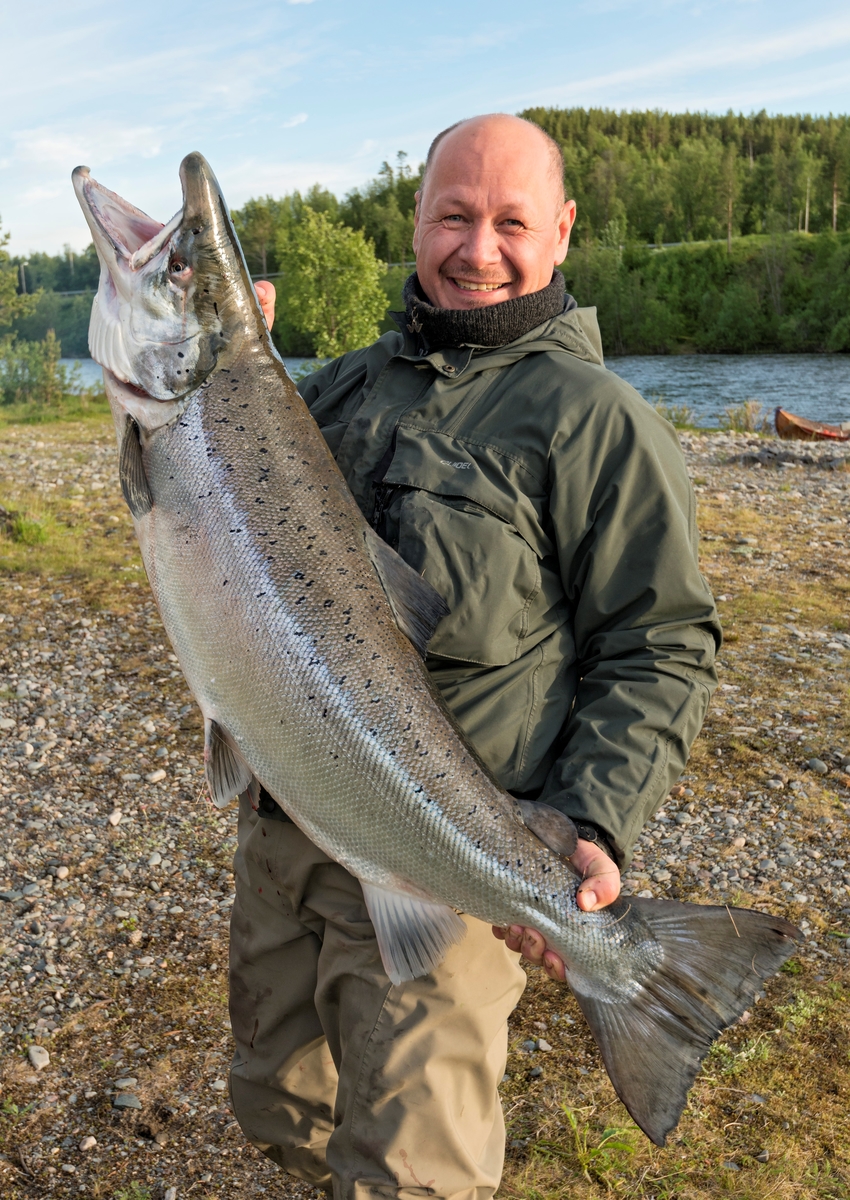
[{"xmin": 458, "ymin": 220, "xmax": 502, "ymax": 270}]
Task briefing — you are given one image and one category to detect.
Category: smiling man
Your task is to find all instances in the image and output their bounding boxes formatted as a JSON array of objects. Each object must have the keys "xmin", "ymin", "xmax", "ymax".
[{"xmin": 236, "ymin": 113, "xmax": 719, "ymax": 1200}]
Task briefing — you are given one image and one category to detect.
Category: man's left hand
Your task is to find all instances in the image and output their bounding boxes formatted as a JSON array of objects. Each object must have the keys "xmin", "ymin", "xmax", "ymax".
[{"xmin": 491, "ymin": 837, "xmax": 621, "ymax": 982}]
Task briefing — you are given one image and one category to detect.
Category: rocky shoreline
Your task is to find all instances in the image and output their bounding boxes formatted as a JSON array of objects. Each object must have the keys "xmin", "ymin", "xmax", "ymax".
[{"xmin": 0, "ymin": 423, "xmax": 847, "ymax": 1198}]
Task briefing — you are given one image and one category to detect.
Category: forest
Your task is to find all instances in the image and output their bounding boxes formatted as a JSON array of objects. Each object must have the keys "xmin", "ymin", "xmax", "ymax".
[{"xmin": 4, "ymin": 108, "xmax": 850, "ymax": 361}]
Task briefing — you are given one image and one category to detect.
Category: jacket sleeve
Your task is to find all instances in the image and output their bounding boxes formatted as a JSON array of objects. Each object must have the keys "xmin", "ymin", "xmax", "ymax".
[{"xmin": 537, "ymin": 386, "xmax": 721, "ymax": 866}]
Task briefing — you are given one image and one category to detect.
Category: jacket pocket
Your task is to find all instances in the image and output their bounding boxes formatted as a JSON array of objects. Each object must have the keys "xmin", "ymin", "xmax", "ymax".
[{"xmin": 376, "ymin": 428, "xmax": 559, "ymax": 666}]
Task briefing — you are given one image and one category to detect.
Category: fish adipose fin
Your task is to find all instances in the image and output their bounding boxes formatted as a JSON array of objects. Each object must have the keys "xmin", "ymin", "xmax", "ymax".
[
  {"xmin": 119, "ymin": 417, "xmax": 154, "ymax": 519},
  {"xmin": 365, "ymin": 527, "xmax": 450, "ymax": 658},
  {"xmin": 517, "ymin": 799, "xmax": 578, "ymax": 858},
  {"xmin": 204, "ymin": 718, "xmax": 253, "ymax": 809},
  {"xmin": 361, "ymin": 880, "xmax": 467, "ymax": 985},
  {"xmin": 569, "ymin": 898, "xmax": 799, "ymax": 1146}
]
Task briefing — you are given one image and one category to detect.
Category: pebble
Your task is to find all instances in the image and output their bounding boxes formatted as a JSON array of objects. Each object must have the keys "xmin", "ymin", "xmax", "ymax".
[
  {"xmin": 113, "ymin": 1092, "xmax": 142, "ymax": 1110},
  {"xmin": 107, "ymin": 809, "xmax": 123, "ymax": 826},
  {"xmin": 145, "ymin": 769, "xmax": 167, "ymax": 784},
  {"xmin": 79, "ymin": 1136, "xmax": 97, "ymax": 1152},
  {"xmin": 808, "ymin": 759, "xmax": 829, "ymax": 775},
  {"xmin": 536, "ymin": 1039, "xmax": 552, "ymax": 1052},
  {"xmin": 55, "ymin": 865, "xmax": 69, "ymax": 880},
  {"xmin": 164, "ymin": 1189, "xmax": 178, "ymax": 1200},
  {"xmin": 28, "ymin": 1045, "xmax": 50, "ymax": 1070}
]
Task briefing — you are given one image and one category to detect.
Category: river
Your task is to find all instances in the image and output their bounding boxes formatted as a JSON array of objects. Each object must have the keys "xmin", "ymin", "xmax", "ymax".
[{"xmin": 62, "ymin": 353, "xmax": 850, "ymax": 429}]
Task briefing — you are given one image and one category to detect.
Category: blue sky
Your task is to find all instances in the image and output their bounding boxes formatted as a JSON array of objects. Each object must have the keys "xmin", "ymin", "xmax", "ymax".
[{"xmin": 4, "ymin": 0, "xmax": 850, "ymax": 255}]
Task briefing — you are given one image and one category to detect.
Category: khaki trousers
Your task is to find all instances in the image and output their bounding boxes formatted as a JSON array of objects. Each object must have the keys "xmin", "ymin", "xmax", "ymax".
[{"xmin": 228, "ymin": 794, "xmax": 527, "ymax": 1200}]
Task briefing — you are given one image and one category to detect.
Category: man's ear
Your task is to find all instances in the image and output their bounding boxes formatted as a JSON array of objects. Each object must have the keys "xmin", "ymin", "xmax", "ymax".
[{"xmin": 554, "ymin": 199, "xmax": 577, "ymax": 266}]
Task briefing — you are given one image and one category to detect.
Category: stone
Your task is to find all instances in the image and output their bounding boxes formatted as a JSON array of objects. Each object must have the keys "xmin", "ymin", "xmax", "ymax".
[
  {"xmin": 107, "ymin": 810, "xmax": 123, "ymax": 826},
  {"xmin": 55, "ymin": 866, "xmax": 69, "ymax": 880},
  {"xmin": 28, "ymin": 1045, "xmax": 50, "ymax": 1070},
  {"xmin": 145, "ymin": 769, "xmax": 167, "ymax": 784},
  {"xmin": 113, "ymin": 1092, "xmax": 142, "ymax": 1109},
  {"xmin": 528, "ymin": 1065, "xmax": 543, "ymax": 1078},
  {"xmin": 114, "ymin": 1076, "xmax": 138, "ymax": 1089},
  {"xmin": 147, "ymin": 852, "xmax": 162, "ymax": 867},
  {"xmin": 536, "ymin": 1039, "xmax": 552, "ymax": 1052},
  {"xmin": 520, "ymin": 1039, "xmax": 537, "ymax": 1053},
  {"xmin": 755, "ymin": 1149, "xmax": 770, "ymax": 1163},
  {"xmin": 79, "ymin": 1136, "xmax": 97, "ymax": 1152},
  {"xmin": 164, "ymin": 1189, "xmax": 178, "ymax": 1200},
  {"xmin": 808, "ymin": 759, "xmax": 828, "ymax": 775},
  {"xmin": 210, "ymin": 1078, "xmax": 227, "ymax": 1091},
  {"xmin": 0, "ymin": 717, "xmax": 16, "ymax": 730}
]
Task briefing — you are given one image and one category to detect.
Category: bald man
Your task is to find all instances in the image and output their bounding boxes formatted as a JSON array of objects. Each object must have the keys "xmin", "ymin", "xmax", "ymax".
[{"xmin": 233, "ymin": 115, "xmax": 719, "ymax": 1200}]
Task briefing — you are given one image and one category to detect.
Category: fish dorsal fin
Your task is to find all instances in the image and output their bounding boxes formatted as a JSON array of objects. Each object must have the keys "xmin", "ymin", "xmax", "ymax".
[
  {"xmin": 360, "ymin": 880, "xmax": 466, "ymax": 984},
  {"xmin": 119, "ymin": 417, "xmax": 154, "ymax": 519},
  {"xmin": 364, "ymin": 527, "xmax": 449, "ymax": 658},
  {"xmin": 516, "ymin": 799, "xmax": 578, "ymax": 859},
  {"xmin": 204, "ymin": 718, "xmax": 252, "ymax": 809}
]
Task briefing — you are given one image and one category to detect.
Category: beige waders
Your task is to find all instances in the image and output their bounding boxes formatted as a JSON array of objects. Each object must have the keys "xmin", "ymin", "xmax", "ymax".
[{"xmin": 228, "ymin": 794, "xmax": 527, "ymax": 1199}]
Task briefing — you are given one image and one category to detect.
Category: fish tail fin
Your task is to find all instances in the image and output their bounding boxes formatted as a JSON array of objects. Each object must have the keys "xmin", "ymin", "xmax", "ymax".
[{"xmin": 568, "ymin": 899, "xmax": 799, "ymax": 1146}]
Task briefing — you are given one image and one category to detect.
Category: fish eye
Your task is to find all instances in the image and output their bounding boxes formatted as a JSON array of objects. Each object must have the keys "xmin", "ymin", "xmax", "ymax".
[{"xmin": 169, "ymin": 257, "xmax": 191, "ymax": 276}]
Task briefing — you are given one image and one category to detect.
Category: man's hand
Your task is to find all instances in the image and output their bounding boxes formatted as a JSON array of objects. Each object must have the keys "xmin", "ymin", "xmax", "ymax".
[
  {"xmin": 492, "ymin": 837, "xmax": 621, "ymax": 982},
  {"xmin": 255, "ymin": 281, "xmax": 276, "ymax": 330}
]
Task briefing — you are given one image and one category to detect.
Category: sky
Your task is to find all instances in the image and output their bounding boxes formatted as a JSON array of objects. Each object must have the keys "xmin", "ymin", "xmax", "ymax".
[{"xmin": 4, "ymin": 0, "xmax": 850, "ymax": 256}]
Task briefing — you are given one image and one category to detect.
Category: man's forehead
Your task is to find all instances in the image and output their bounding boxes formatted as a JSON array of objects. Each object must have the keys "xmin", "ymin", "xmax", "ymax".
[{"xmin": 423, "ymin": 180, "xmax": 548, "ymax": 215}]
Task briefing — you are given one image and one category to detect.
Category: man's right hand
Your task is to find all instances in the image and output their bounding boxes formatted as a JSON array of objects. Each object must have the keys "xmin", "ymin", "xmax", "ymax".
[{"xmin": 255, "ymin": 281, "xmax": 276, "ymax": 330}]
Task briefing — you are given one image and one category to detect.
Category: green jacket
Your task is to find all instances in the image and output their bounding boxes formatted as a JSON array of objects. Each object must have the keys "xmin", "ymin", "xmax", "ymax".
[{"xmin": 300, "ymin": 306, "xmax": 719, "ymax": 865}]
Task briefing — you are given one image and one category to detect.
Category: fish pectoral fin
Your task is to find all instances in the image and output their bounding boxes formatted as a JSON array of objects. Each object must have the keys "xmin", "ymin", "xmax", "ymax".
[
  {"xmin": 516, "ymin": 800, "xmax": 578, "ymax": 859},
  {"xmin": 204, "ymin": 718, "xmax": 253, "ymax": 809},
  {"xmin": 364, "ymin": 527, "xmax": 450, "ymax": 658},
  {"xmin": 568, "ymin": 898, "xmax": 800, "ymax": 1147},
  {"xmin": 360, "ymin": 880, "xmax": 466, "ymax": 985},
  {"xmin": 119, "ymin": 417, "xmax": 154, "ymax": 519}
]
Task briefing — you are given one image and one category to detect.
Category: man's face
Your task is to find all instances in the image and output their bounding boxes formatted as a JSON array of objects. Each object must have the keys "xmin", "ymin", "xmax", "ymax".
[{"xmin": 412, "ymin": 116, "xmax": 576, "ymax": 311}]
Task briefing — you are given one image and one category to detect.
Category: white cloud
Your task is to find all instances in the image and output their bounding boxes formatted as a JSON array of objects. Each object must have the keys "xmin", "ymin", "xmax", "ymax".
[
  {"xmin": 515, "ymin": 15, "xmax": 850, "ymax": 108},
  {"xmin": 287, "ymin": 0, "xmax": 317, "ymax": 4},
  {"xmin": 12, "ymin": 124, "xmax": 163, "ymax": 169},
  {"xmin": 281, "ymin": 113, "xmax": 308, "ymax": 128}
]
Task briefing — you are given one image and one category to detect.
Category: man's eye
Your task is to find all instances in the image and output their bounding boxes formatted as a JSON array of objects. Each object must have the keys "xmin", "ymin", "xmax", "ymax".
[
  {"xmin": 443, "ymin": 214, "xmax": 466, "ymax": 224},
  {"xmin": 501, "ymin": 219, "xmax": 524, "ymax": 228}
]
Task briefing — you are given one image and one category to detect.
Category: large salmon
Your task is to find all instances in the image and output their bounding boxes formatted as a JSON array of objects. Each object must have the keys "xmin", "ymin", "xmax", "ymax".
[{"xmin": 73, "ymin": 153, "xmax": 798, "ymax": 1146}]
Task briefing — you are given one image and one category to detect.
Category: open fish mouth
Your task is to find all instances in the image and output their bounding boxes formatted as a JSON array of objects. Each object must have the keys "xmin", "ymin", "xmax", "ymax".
[
  {"xmin": 72, "ymin": 166, "xmax": 183, "ymax": 269},
  {"xmin": 72, "ymin": 154, "xmax": 234, "ymax": 402}
]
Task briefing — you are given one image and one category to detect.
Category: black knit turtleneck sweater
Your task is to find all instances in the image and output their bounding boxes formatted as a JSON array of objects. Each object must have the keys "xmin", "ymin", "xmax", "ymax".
[{"xmin": 402, "ymin": 271, "xmax": 576, "ymax": 351}]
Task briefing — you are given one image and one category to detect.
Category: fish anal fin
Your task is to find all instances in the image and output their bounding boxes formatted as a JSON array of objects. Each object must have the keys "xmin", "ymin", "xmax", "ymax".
[
  {"xmin": 365, "ymin": 527, "xmax": 449, "ymax": 658},
  {"xmin": 567, "ymin": 898, "xmax": 800, "ymax": 1146},
  {"xmin": 360, "ymin": 880, "xmax": 466, "ymax": 985},
  {"xmin": 517, "ymin": 799, "xmax": 578, "ymax": 858},
  {"xmin": 204, "ymin": 718, "xmax": 253, "ymax": 809},
  {"xmin": 119, "ymin": 417, "xmax": 153, "ymax": 519}
]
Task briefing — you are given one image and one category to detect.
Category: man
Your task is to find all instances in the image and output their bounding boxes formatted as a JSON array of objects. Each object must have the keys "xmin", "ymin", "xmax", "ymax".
[{"xmin": 233, "ymin": 113, "xmax": 719, "ymax": 1199}]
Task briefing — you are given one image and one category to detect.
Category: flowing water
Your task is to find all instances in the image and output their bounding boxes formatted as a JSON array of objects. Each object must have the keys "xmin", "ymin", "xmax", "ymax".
[
  {"xmin": 607, "ymin": 354, "xmax": 850, "ymax": 428},
  {"xmin": 63, "ymin": 353, "xmax": 850, "ymax": 430}
]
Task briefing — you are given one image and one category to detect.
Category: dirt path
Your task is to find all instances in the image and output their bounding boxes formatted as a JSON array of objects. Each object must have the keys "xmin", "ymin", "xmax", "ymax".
[{"xmin": 0, "ymin": 419, "xmax": 847, "ymax": 1200}]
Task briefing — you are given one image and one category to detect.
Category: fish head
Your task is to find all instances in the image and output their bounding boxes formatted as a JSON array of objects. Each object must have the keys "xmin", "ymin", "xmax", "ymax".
[{"xmin": 72, "ymin": 152, "xmax": 265, "ymax": 411}]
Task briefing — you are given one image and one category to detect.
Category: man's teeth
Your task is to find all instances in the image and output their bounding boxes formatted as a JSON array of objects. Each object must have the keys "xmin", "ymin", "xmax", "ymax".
[{"xmin": 454, "ymin": 280, "xmax": 506, "ymax": 291}]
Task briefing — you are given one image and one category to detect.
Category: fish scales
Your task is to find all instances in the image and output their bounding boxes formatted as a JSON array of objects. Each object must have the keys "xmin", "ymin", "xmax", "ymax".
[
  {"xmin": 142, "ymin": 352, "xmax": 610, "ymax": 960},
  {"xmin": 73, "ymin": 151, "xmax": 800, "ymax": 1147}
]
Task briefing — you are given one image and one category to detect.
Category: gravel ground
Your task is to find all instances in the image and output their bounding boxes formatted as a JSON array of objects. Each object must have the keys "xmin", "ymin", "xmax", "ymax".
[{"xmin": 0, "ymin": 422, "xmax": 848, "ymax": 1198}]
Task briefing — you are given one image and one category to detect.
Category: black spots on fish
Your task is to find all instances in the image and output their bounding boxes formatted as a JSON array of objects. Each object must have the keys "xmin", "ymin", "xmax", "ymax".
[
  {"xmin": 323, "ymin": 599, "xmax": 334, "ymax": 608},
  {"xmin": 413, "ymin": 739, "xmax": 420, "ymax": 750},
  {"xmin": 296, "ymin": 596, "xmax": 306, "ymax": 605},
  {"xmin": 255, "ymin": 497, "xmax": 265, "ymax": 505},
  {"xmin": 467, "ymin": 806, "xmax": 477, "ymax": 816},
  {"xmin": 229, "ymin": 528, "xmax": 243, "ymax": 534},
  {"xmin": 371, "ymin": 652, "xmax": 381, "ymax": 660},
  {"xmin": 259, "ymin": 447, "xmax": 268, "ymax": 455},
  {"xmin": 297, "ymin": 524, "xmax": 307, "ymax": 533},
  {"xmin": 364, "ymin": 679, "xmax": 372, "ymax": 689},
  {"xmin": 344, "ymin": 633, "xmax": 355, "ymax": 642},
  {"xmin": 213, "ymin": 302, "xmax": 218, "ymax": 316},
  {"xmin": 239, "ymin": 403, "xmax": 249, "ymax": 409},
  {"xmin": 338, "ymin": 675, "xmax": 347, "ymax": 685},
  {"xmin": 222, "ymin": 579, "xmax": 229, "ymax": 587},
  {"xmin": 322, "ymin": 708, "xmax": 328, "ymax": 719},
  {"xmin": 256, "ymin": 592, "xmax": 267, "ymax": 598},
  {"xmin": 293, "ymin": 571, "xmax": 305, "ymax": 579}
]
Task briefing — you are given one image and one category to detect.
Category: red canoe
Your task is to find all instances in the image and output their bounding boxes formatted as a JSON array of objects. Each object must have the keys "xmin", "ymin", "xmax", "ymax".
[{"xmin": 775, "ymin": 407, "xmax": 850, "ymax": 442}]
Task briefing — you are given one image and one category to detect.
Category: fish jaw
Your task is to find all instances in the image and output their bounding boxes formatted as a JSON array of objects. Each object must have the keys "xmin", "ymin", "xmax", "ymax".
[{"xmin": 72, "ymin": 153, "xmax": 268, "ymax": 410}]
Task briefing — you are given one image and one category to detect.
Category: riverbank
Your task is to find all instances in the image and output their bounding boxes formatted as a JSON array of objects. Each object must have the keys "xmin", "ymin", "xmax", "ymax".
[{"xmin": 0, "ymin": 421, "xmax": 847, "ymax": 1199}]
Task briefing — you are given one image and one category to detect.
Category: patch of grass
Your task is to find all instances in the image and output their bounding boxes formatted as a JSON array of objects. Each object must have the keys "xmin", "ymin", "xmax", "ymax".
[
  {"xmin": 114, "ymin": 1184, "xmax": 152, "ymax": 1200},
  {"xmin": 654, "ymin": 399, "xmax": 699, "ymax": 429},
  {"xmin": 720, "ymin": 398, "xmax": 771, "ymax": 433}
]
